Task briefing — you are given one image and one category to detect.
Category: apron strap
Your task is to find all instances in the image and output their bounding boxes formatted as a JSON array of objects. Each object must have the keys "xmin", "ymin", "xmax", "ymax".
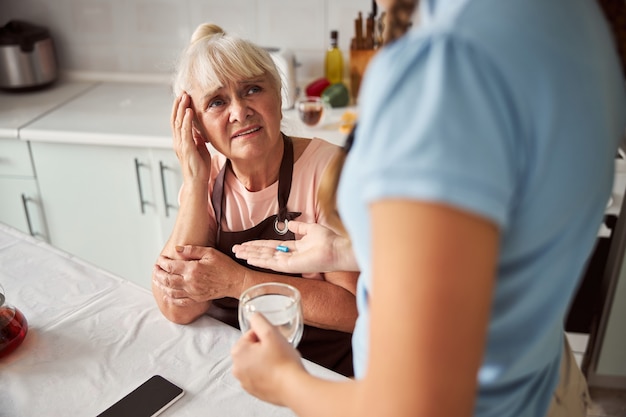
[
  {"xmin": 210, "ymin": 159, "xmax": 228, "ymax": 241},
  {"xmin": 277, "ymin": 134, "xmax": 294, "ymax": 222},
  {"xmin": 211, "ymin": 133, "xmax": 301, "ymax": 244}
]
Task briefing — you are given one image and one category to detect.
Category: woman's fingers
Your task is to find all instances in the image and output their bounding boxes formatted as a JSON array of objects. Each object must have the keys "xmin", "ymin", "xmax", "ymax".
[
  {"xmin": 248, "ymin": 311, "xmax": 282, "ymax": 340},
  {"xmin": 180, "ymin": 107, "xmax": 194, "ymax": 150},
  {"xmin": 232, "ymin": 241, "xmax": 288, "ymax": 261},
  {"xmin": 286, "ymin": 220, "xmax": 311, "ymax": 236},
  {"xmin": 233, "ymin": 246, "xmax": 295, "ymax": 273},
  {"xmin": 238, "ymin": 239, "xmax": 286, "ymax": 249},
  {"xmin": 172, "ymin": 93, "xmax": 192, "ymax": 134},
  {"xmin": 171, "ymin": 94, "xmax": 189, "ymax": 132},
  {"xmin": 172, "ymin": 93, "xmax": 189, "ymax": 159},
  {"xmin": 153, "ymin": 266, "xmax": 182, "ymax": 288},
  {"xmin": 170, "ymin": 94, "xmax": 182, "ymax": 129}
]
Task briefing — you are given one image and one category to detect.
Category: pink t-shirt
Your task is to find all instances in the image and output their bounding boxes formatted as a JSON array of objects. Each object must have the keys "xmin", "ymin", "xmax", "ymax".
[{"xmin": 205, "ymin": 137, "xmax": 340, "ymax": 247}]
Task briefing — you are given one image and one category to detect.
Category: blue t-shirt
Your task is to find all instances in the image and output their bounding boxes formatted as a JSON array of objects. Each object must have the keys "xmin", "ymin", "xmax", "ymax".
[{"xmin": 338, "ymin": 0, "xmax": 626, "ymax": 415}]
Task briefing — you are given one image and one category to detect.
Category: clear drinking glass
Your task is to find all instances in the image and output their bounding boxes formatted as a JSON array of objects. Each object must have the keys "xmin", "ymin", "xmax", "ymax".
[
  {"xmin": 238, "ymin": 282, "xmax": 303, "ymax": 347},
  {"xmin": 295, "ymin": 96, "xmax": 327, "ymax": 127},
  {"xmin": 0, "ymin": 284, "xmax": 28, "ymax": 359}
]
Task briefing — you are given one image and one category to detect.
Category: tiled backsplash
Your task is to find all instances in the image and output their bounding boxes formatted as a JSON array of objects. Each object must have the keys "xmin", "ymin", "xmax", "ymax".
[{"xmin": 2, "ymin": 0, "xmax": 370, "ymax": 83}]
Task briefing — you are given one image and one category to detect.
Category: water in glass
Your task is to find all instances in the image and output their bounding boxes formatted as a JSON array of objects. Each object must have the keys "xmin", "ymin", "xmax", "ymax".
[{"xmin": 238, "ymin": 283, "xmax": 303, "ymax": 347}]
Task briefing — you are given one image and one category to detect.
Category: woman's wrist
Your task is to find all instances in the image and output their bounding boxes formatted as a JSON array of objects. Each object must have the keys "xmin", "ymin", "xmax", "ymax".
[
  {"xmin": 279, "ymin": 359, "xmax": 312, "ymax": 409},
  {"xmin": 334, "ymin": 236, "xmax": 359, "ymax": 272},
  {"xmin": 238, "ymin": 267, "xmax": 251, "ymax": 298},
  {"xmin": 182, "ymin": 176, "xmax": 210, "ymax": 189},
  {"xmin": 179, "ymin": 180, "xmax": 209, "ymax": 202}
]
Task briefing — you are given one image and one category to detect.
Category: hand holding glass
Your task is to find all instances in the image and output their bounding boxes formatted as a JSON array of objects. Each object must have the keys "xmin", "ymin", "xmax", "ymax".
[{"xmin": 238, "ymin": 282, "xmax": 304, "ymax": 347}]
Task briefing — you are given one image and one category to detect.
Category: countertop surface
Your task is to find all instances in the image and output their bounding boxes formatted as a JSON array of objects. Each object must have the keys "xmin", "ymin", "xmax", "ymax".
[
  {"xmin": 0, "ymin": 81, "xmax": 97, "ymax": 139},
  {"xmin": 2, "ymin": 78, "xmax": 352, "ymax": 148},
  {"xmin": 19, "ymin": 81, "xmax": 175, "ymax": 148}
]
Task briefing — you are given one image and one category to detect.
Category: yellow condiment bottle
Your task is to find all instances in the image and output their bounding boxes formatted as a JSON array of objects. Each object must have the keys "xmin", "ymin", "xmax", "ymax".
[{"xmin": 325, "ymin": 30, "xmax": 344, "ymax": 84}]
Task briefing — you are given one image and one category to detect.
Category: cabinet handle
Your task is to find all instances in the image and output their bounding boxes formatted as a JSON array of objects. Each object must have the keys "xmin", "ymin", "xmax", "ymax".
[
  {"xmin": 21, "ymin": 193, "xmax": 35, "ymax": 236},
  {"xmin": 134, "ymin": 158, "xmax": 147, "ymax": 214},
  {"xmin": 159, "ymin": 161, "xmax": 175, "ymax": 217}
]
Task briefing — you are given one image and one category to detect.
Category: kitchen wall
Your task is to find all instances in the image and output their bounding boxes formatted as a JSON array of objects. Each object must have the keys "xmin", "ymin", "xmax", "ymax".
[{"xmin": 1, "ymin": 0, "xmax": 370, "ymax": 83}]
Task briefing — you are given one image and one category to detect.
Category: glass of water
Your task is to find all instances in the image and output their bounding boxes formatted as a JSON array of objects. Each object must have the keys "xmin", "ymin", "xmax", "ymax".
[{"xmin": 238, "ymin": 282, "xmax": 303, "ymax": 347}]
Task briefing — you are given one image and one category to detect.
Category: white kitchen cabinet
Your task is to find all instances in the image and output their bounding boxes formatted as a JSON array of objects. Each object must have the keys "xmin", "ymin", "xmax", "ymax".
[
  {"xmin": 150, "ymin": 147, "xmax": 181, "ymax": 242},
  {"xmin": 0, "ymin": 140, "xmax": 48, "ymax": 239},
  {"xmin": 30, "ymin": 142, "xmax": 182, "ymax": 289}
]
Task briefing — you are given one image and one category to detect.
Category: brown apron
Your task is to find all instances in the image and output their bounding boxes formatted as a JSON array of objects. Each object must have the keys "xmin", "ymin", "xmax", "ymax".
[{"xmin": 206, "ymin": 134, "xmax": 354, "ymax": 377}]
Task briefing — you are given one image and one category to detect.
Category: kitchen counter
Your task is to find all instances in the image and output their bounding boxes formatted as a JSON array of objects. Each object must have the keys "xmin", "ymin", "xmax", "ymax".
[
  {"xmin": 0, "ymin": 80, "xmax": 97, "ymax": 139},
  {"xmin": 4, "ymin": 79, "xmax": 351, "ymax": 149},
  {"xmin": 19, "ymin": 82, "xmax": 175, "ymax": 148},
  {"xmin": 282, "ymin": 107, "xmax": 352, "ymax": 147}
]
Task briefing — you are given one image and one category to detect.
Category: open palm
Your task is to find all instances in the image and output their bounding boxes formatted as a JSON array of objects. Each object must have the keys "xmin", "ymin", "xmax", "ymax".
[{"xmin": 232, "ymin": 221, "xmax": 358, "ymax": 273}]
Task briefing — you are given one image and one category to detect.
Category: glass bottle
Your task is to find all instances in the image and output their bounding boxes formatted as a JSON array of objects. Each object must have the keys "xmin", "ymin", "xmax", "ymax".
[
  {"xmin": 0, "ymin": 284, "xmax": 28, "ymax": 359},
  {"xmin": 325, "ymin": 30, "xmax": 344, "ymax": 84}
]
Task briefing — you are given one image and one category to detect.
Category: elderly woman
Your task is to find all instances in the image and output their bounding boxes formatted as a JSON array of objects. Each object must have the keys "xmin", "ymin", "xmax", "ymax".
[{"xmin": 151, "ymin": 23, "xmax": 358, "ymax": 377}]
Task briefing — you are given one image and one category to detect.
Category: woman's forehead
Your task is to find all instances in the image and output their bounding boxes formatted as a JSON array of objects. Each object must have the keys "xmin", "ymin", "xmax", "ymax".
[{"xmin": 194, "ymin": 73, "xmax": 271, "ymax": 95}]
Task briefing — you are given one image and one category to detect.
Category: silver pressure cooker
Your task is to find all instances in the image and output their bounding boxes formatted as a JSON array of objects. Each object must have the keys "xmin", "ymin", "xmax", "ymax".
[{"xmin": 0, "ymin": 20, "xmax": 58, "ymax": 90}]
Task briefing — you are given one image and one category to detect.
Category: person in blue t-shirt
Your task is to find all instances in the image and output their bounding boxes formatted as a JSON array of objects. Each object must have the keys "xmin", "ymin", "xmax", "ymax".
[{"xmin": 226, "ymin": 0, "xmax": 626, "ymax": 416}]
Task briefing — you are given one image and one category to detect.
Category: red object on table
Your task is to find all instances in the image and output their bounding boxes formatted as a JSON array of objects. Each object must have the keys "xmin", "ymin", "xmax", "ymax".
[
  {"xmin": 305, "ymin": 78, "xmax": 331, "ymax": 97},
  {"xmin": 0, "ymin": 305, "xmax": 28, "ymax": 359}
]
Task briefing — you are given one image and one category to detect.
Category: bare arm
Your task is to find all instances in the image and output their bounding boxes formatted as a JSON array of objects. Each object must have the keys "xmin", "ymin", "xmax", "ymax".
[
  {"xmin": 233, "ymin": 200, "xmax": 498, "ymax": 417},
  {"xmin": 152, "ymin": 93, "xmax": 213, "ymax": 324},
  {"xmin": 165, "ymin": 245, "xmax": 359, "ymax": 332}
]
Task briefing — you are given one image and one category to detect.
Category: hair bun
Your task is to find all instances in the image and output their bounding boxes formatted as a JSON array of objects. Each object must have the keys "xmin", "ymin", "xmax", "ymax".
[{"xmin": 190, "ymin": 23, "xmax": 226, "ymax": 44}]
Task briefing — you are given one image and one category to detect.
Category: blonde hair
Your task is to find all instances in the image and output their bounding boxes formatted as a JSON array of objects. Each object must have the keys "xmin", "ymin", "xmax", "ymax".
[
  {"xmin": 318, "ymin": 139, "xmax": 350, "ymax": 234},
  {"xmin": 172, "ymin": 23, "xmax": 282, "ymax": 103},
  {"xmin": 383, "ymin": 0, "xmax": 417, "ymax": 45}
]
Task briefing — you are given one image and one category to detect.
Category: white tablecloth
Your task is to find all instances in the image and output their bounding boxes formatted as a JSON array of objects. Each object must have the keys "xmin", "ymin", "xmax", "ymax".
[{"xmin": 0, "ymin": 223, "xmax": 345, "ymax": 416}]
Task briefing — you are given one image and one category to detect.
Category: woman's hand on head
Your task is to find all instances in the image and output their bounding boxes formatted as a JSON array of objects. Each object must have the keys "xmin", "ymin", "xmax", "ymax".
[
  {"xmin": 171, "ymin": 93, "xmax": 211, "ymax": 183},
  {"xmin": 232, "ymin": 220, "xmax": 359, "ymax": 273},
  {"xmin": 231, "ymin": 312, "xmax": 306, "ymax": 405}
]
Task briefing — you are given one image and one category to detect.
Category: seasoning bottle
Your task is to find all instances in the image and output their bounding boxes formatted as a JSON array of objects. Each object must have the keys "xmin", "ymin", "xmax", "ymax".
[{"xmin": 325, "ymin": 30, "xmax": 344, "ymax": 84}]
